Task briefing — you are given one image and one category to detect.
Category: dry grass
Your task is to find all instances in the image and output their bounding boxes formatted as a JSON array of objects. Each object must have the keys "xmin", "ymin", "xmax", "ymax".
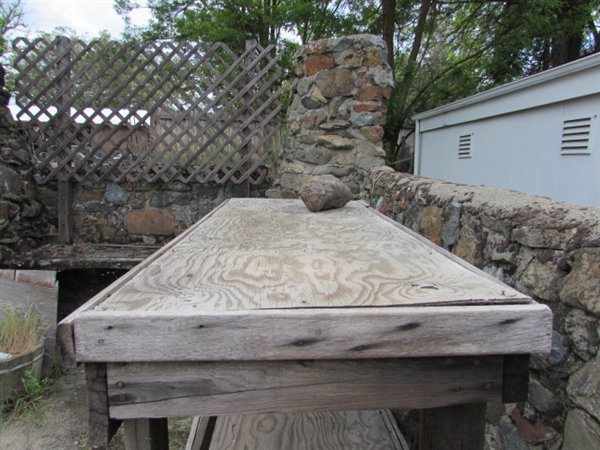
[{"xmin": 0, "ymin": 306, "xmax": 46, "ymax": 356}]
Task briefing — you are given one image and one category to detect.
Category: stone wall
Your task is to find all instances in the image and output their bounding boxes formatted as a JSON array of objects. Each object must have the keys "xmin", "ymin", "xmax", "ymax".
[
  {"xmin": 368, "ymin": 167, "xmax": 600, "ymax": 450},
  {"xmin": 0, "ymin": 66, "xmax": 49, "ymax": 264},
  {"xmin": 268, "ymin": 34, "xmax": 393, "ymax": 198},
  {"xmin": 63, "ymin": 179, "xmax": 267, "ymax": 245}
]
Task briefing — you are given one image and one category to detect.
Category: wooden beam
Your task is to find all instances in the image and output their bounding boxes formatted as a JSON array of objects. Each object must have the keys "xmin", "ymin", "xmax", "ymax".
[
  {"xmin": 85, "ymin": 363, "xmax": 122, "ymax": 449},
  {"xmin": 106, "ymin": 357, "xmax": 503, "ymax": 419},
  {"xmin": 74, "ymin": 303, "xmax": 552, "ymax": 363},
  {"xmin": 124, "ymin": 418, "xmax": 169, "ymax": 450},
  {"xmin": 419, "ymin": 403, "xmax": 486, "ymax": 450}
]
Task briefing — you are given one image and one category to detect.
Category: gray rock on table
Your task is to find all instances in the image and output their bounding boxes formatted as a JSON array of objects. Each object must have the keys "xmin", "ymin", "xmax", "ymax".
[{"xmin": 300, "ymin": 174, "xmax": 353, "ymax": 212}]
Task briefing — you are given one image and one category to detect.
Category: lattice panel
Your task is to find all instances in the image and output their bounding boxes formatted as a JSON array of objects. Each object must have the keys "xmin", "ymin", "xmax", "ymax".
[{"xmin": 12, "ymin": 37, "xmax": 281, "ymax": 185}]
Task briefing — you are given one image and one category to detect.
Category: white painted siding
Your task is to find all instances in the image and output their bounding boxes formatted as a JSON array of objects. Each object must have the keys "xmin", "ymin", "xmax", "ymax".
[{"xmin": 414, "ymin": 54, "xmax": 600, "ymax": 207}]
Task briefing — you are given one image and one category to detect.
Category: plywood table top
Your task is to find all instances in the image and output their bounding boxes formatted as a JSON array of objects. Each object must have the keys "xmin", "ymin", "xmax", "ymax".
[
  {"xmin": 64, "ymin": 198, "xmax": 552, "ymax": 363},
  {"xmin": 94, "ymin": 199, "xmax": 528, "ymax": 312}
]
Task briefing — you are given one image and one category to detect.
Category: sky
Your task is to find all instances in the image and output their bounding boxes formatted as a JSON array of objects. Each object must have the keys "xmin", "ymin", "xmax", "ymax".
[{"xmin": 20, "ymin": 0, "xmax": 152, "ymax": 39}]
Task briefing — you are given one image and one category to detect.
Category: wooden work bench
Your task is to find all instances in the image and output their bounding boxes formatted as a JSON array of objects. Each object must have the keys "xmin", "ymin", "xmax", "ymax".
[{"xmin": 58, "ymin": 199, "xmax": 552, "ymax": 450}]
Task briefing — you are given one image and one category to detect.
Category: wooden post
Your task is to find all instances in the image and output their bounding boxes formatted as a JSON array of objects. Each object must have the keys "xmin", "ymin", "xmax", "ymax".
[
  {"xmin": 419, "ymin": 403, "xmax": 486, "ymax": 450},
  {"xmin": 55, "ymin": 37, "xmax": 74, "ymax": 244},
  {"xmin": 85, "ymin": 363, "xmax": 122, "ymax": 449},
  {"xmin": 124, "ymin": 418, "xmax": 169, "ymax": 450},
  {"xmin": 185, "ymin": 416, "xmax": 217, "ymax": 450},
  {"xmin": 58, "ymin": 180, "xmax": 73, "ymax": 244}
]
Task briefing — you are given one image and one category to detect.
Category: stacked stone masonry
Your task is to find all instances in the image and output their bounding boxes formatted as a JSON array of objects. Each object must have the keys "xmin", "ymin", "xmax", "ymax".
[
  {"xmin": 368, "ymin": 167, "xmax": 600, "ymax": 450},
  {"xmin": 67, "ymin": 180, "xmax": 264, "ymax": 245},
  {"xmin": 0, "ymin": 65, "xmax": 50, "ymax": 264},
  {"xmin": 268, "ymin": 34, "xmax": 393, "ymax": 198}
]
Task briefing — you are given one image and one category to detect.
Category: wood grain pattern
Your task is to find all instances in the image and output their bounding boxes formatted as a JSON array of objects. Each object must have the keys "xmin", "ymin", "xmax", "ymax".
[
  {"xmin": 57, "ymin": 201, "xmax": 230, "ymax": 363},
  {"xmin": 106, "ymin": 357, "xmax": 503, "ymax": 419},
  {"xmin": 209, "ymin": 410, "xmax": 406, "ymax": 450},
  {"xmin": 75, "ymin": 303, "xmax": 552, "ymax": 362},
  {"xmin": 92, "ymin": 199, "xmax": 530, "ymax": 313}
]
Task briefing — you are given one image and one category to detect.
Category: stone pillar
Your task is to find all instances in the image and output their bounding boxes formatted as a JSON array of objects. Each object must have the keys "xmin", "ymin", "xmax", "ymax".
[{"xmin": 268, "ymin": 34, "xmax": 394, "ymax": 198}]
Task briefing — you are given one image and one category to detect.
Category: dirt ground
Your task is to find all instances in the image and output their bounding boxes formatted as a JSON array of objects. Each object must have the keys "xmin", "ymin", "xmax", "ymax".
[{"xmin": 0, "ymin": 368, "xmax": 192, "ymax": 450}]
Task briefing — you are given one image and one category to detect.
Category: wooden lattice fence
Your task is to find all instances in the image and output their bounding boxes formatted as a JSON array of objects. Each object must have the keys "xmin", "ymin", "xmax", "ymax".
[{"xmin": 12, "ymin": 37, "xmax": 282, "ymax": 185}]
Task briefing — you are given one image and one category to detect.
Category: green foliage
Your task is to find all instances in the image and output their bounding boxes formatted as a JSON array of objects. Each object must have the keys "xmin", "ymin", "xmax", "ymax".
[
  {"xmin": 115, "ymin": 1, "xmax": 372, "ymax": 69},
  {"xmin": 0, "ymin": 370, "xmax": 52, "ymax": 423},
  {"xmin": 113, "ymin": 0, "xmax": 599, "ymax": 172},
  {"xmin": 0, "ymin": 0, "xmax": 25, "ymax": 56},
  {"xmin": 384, "ymin": 0, "xmax": 600, "ymax": 170}
]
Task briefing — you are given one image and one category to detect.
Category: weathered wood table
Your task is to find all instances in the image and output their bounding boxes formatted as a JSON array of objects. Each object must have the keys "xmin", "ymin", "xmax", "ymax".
[{"xmin": 59, "ymin": 199, "xmax": 552, "ymax": 450}]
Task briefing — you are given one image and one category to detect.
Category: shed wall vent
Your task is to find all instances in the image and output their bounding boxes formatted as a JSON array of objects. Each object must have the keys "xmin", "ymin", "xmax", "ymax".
[
  {"xmin": 458, "ymin": 134, "xmax": 472, "ymax": 159},
  {"xmin": 561, "ymin": 118, "xmax": 591, "ymax": 155}
]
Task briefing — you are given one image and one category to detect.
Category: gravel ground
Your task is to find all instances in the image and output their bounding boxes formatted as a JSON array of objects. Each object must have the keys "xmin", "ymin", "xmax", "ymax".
[{"xmin": 0, "ymin": 368, "xmax": 191, "ymax": 450}]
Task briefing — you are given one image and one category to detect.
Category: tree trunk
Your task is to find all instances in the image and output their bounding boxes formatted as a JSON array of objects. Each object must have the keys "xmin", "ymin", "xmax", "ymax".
[
  {"xmin": 385, "ymin": 0, "xmax": 433, "ymax": 167},
  {"xmin": 382, "ymin": 0, "xmax": 396, "ymax": 72}
]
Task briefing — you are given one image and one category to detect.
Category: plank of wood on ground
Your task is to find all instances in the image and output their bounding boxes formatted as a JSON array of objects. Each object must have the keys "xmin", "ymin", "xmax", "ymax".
[
  {"xmin": 14, "ymin": 270, "xmax": 57, "ymax": 288},
  {"xmin": 209, "ymin": 410, "xmax": 408, "ymax": 450}
]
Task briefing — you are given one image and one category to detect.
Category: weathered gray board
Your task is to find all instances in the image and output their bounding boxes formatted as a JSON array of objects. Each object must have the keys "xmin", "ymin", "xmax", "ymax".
[
  {"xmin": 0, "ymin": 270, "xmax": 58, "ymax": 377},
  {"xmin": 208, "ymin": 410, "xmax": 409, "ymax": 450},
  {"xmin": 106, "ymin": 357, "xmax": 503, "ymax": 420}
]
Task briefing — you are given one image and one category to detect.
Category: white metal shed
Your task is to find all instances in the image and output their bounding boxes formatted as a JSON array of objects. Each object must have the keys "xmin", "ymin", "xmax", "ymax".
[{"xmin": 413, "ymin": 53, "xmax": 600, "ymax": 207}]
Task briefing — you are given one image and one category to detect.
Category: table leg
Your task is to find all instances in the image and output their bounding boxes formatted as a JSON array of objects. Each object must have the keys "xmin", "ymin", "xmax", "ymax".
[
  {"xmin": 419, "ymin": 403, "xmax": 486, "ymax": 450},
  {"xmin": 85, "ymin": 363, "xmax": 122, "ymax": 449},
  {"xmin": 124, "ymin": 418, "xmax": 169, "ymax": 450},
  {"xmin": 186, "ymin": 416, "xmax": 218, "ymax": 450}
]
